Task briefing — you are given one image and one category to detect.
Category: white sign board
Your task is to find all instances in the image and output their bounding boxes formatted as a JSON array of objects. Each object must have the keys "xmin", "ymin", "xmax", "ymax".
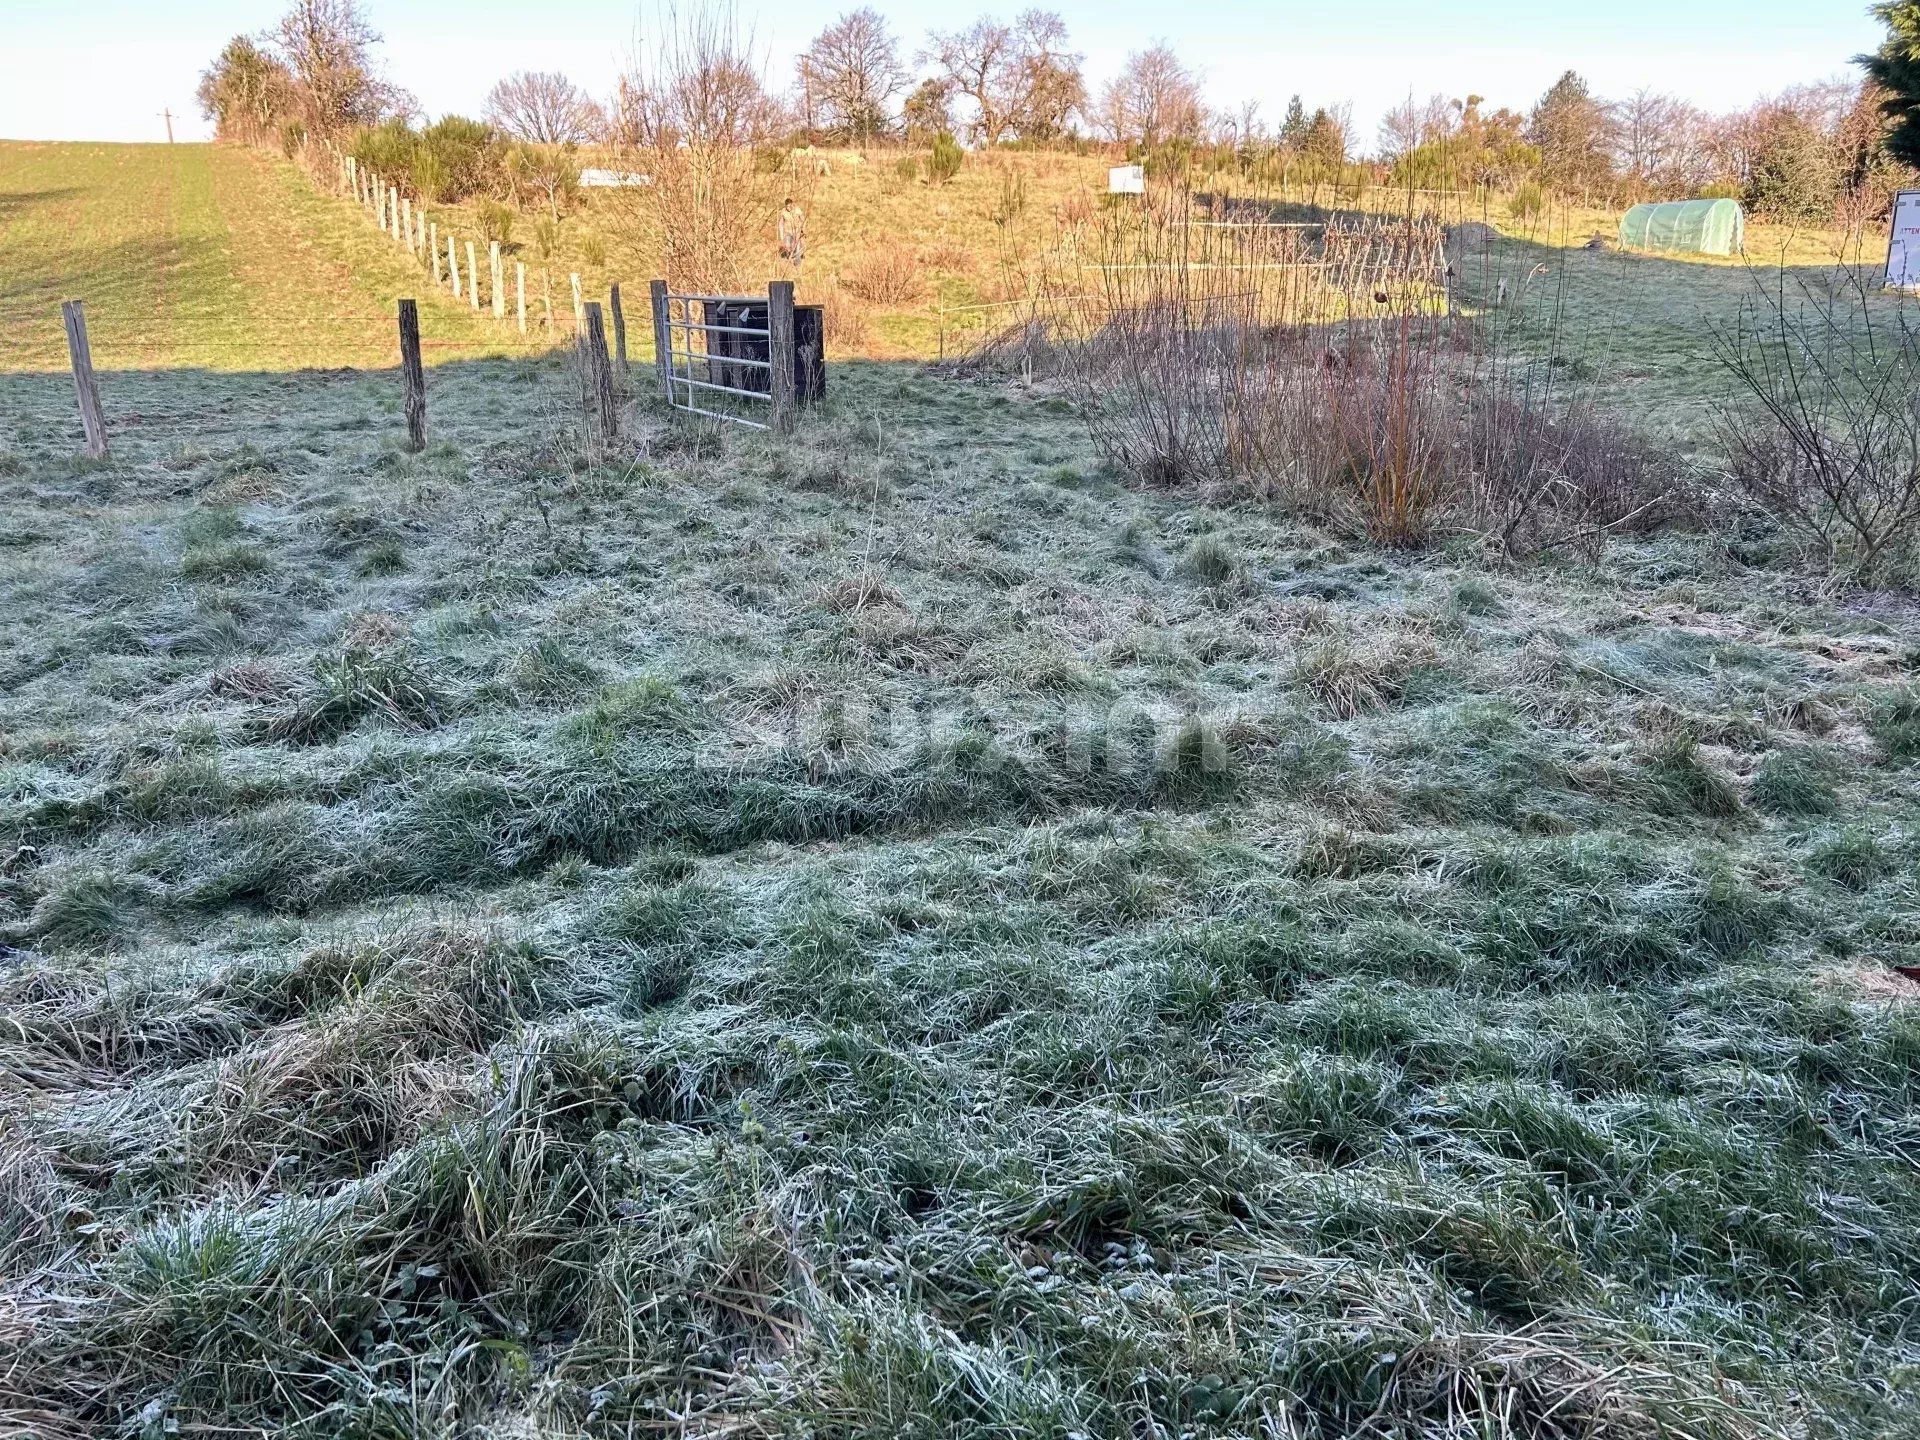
[
  {"xmin": 1108, "ymin": 164, "xmax": 1145, "ymax": 195},
  {"xmin": 580, "ymin": 168, "xmax": 652, "ymax": 188},
  {"xmin": 1888, "ymin": 190, "xmax": 1920, "ymax": 289}
]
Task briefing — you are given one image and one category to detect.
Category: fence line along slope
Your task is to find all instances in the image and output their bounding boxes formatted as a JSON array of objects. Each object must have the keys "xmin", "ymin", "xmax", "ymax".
[{"xmin": 0, "ymin": 141, "xmax": 512, "ymax": 373}]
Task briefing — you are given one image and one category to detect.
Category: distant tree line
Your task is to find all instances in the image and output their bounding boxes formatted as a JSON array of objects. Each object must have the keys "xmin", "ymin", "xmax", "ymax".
[
  {"xmin": 1374, "ymin": 71, "xmax": 1900, "ymax": 222},
  {"xmin": 199, "ymin": 0, "xmax": 1920, "ymax": 228}
]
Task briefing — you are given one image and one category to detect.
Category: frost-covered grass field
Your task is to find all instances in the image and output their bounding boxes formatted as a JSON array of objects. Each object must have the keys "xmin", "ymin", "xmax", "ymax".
[
  {"xmin": 3, "ymin": 345, "xmax": 1920, "ymax": 1437},
  {"xmin": 5, "ymin": 138, "xmax": 1920, "ymax": 1439}
]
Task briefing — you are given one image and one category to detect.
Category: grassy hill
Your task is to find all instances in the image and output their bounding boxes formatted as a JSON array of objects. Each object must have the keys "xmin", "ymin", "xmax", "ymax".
[
  {"xmin": 0, "ymin": 141, "xmax": 514, "ymax": 372},
  {"xmin": 2, "ymin": 142, "xmax": 1919, "ymax": 1439}
]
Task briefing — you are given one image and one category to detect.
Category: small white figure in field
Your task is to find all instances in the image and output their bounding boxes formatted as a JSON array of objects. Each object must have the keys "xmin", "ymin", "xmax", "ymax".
[{"xmin": 779, "ymin": 197, "xmax": 806, "ymax": 267}]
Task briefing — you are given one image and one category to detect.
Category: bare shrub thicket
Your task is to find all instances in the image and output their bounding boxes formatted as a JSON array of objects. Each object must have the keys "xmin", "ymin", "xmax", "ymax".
[
  {"xmin": 1713, "ymin": 266, "xmax": 1920, "ymax": 581},
  {"xmin": 613, "ymin": 1, "xmax": 777, "ymax": 294},
  {"xmin": 1035, "ymin": 191, "xmax": 1669, "ymax": 553},
  {"xmin": 838, "ymin": 247, "xmax": 925, "ymax": 304}
]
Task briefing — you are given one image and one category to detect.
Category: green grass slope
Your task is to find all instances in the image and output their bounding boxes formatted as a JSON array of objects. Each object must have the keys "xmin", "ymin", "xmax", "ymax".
[
  {"xmin": 0, "ymin": 141, "xmax": 514, "ymax": 373},
  {"xmin": 2, "ymin": 350, "xmax": 1919, "ymax": 1437}
]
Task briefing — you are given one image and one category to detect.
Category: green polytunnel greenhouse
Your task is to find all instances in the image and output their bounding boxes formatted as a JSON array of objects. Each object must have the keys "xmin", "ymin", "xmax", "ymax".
[{"xmin": 1618, "ymin": 199, "xmax": 1745, "ymax": 257}]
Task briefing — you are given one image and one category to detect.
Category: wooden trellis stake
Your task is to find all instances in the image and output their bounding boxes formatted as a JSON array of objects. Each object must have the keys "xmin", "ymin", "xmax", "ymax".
[
  {"xmin": 609, "ymin": 282, "xmax": 630, "ymax": 385},
  {"xmin": 60, "ymin": 300, "xmax": 109, "ymax": 459},
  {"xmin": 397, "ymin": 299, "xmax": 426, "ymax": 452},
  {"xmin": 580, "ymin": 300, "xmax": 619, "ymax": 449}
]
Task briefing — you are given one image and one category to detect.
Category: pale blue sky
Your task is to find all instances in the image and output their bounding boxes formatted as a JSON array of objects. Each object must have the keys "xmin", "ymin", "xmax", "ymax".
[{"xmin": 0, "ymin": 0, "xmax": 1880, "ymax": 146}]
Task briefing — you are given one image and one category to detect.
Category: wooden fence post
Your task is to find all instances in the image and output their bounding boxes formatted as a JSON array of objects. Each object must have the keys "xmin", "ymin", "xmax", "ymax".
[
  {"xmin": 608, "ymin": 283, "xmax": 630, "ymax": 386},
  {"xmin": 374, "ymin": 176, "xmax": 384, "ymax": 227},
  {"xmin": 581, "ymin": 301, "xmax": 619, "ymax": 448},
  {"xmin": 402, "ymin": 198, "xmax": 413, "ymax": 253},
  {"xmin": 467, "ymin": 241, "xmax": 481, "ymax": 311},
  {"xmin": 516, "ymin": 262, "xmax": 527, "ymax": 335},
  {"xmin": 390, "ymin": 188, "xmax": 402, "ymax": 243},
  {"xmin": 768, "ymin": 279, "xmax": 797, "ymax": 434},
  {"xmin": 449, "ymin": 236, "xmax": 461, "ymax": 299},
  {"xmin": 397, "ymin": 299, "xmax": 426, "ymax": 452},
  {"xmin": 490, "ymin": 242, "xmax": 504, "ymax": 320},
  {"xmin": 60, "ymin": 300, "xmax": 109, "ymax": 459},
  {"xmin": 569, "ymin": 272, "xmax": 584, "ymax": 330},
  {"xmin": 649, "ymin": 280, "xmax": 672, "ymax": 402},
  {"xmin": 431, "ymin": 223, "xmax": 442, "ymax": 284}
]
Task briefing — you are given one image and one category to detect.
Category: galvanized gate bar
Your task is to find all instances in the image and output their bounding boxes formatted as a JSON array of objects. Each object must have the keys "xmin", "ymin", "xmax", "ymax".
[{"xmin": 650, "ymin": 280, "xmax": 803, "ymax": 433}]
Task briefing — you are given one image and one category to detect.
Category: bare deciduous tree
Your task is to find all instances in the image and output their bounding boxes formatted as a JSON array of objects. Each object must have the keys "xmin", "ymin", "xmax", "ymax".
[
  {"xmin": 269, "ymin": 0, "xmax": 404, "ymax": 135},
  {"xmin": 1377, "ymin": 93, "xmax": 1455, "ymax": 162},
  {"xmin": 925, "ymin": 18, "xmax": 1016, "ymax": 145},
  {"xmin": 485, "ymin": 71, "xmax": 604, "ymax": 146},
  {"xmin": 799, "ymin": 9, "xmax": 908, "ymax": 143},
  {"xmin": 624, "ymin": 3, "xmax": 780, "ymax": 150},
  {"xmin": 1612, "ymin": 88, "xmax": 1696, "ymax": 198},
  {"xmin": 1004, "ymin": 10, "xmax": 1083, "ymax": 142},
  {"xmin": 1097, "ymin": 44, "xmax": 1204, "ymax": 148},
  {"xmin": 616, "ymin": 2, "xmax": 778, "ymax": 293},
  {"xmin": 923, "ymin": 10, "xmax": 1083, "ymax": 146}
]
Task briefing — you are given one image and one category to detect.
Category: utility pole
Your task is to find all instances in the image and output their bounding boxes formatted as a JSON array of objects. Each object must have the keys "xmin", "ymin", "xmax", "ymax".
[{"xmin": 159, "ymin": 108, "xmax": 174, "ymax": 143}]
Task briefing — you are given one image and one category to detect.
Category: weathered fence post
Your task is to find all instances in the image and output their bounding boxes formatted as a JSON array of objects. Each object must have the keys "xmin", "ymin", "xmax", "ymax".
[
  {"xmin": 649, "ymin": 279, "xmax": 672, "ymax": 402},
  {"xmin": 430, "ymin": 223, "xmax": 442, "ymax": 284},
  {"xmin": 467, "ymin": 241, "xmax": 480, "ymax": 311},
  {"xmin": 609, "ymin": 283, "xmax": 630, "ymax": 387},
  {"xmin": 569, "ymin": 272, "xmax": 584, "ymax": 330},
  {"xmin": 490, "ymin": 242, "xmax": 504, "ymax": 320},
  {"xmin": 768, "ymin": 279, "xmax": 797, "ymax": 434},
  {"xmin": 374, "ymin": 176, "xmax": 385, "ymax": 228},
  {"xmin": 449, "ymin": 236, "xmax": 461, "ymax": 299},
  {"xmin": 60, "ymin": 300, "xmax": 109, "ymax": 459},
  {"xmin": 390, "ymin": 187, "xmax": 402, "ymax": 243},
  {"xmin": 397, "ymin": 298, "xmax": 426, "ymax": 452},
  {"xmin": 416, "ymin": 208, "xmax": 427, "ymax": 256},
  {"xmin": 402, "ymin": 197, "xmax": 413, "ymax": 253},
  {"xmin": 580, "ymin": 300, "xmax": 619, "ymax": 449},
  {"xmin": 516, "ymin": 262, "xmax": 527, "ymax": 335}
]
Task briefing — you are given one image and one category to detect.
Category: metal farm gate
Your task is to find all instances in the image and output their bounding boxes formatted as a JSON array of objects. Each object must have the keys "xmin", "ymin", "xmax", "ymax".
[{"xmin": 648, "ymin": 279, "xmax": 822, "ymax": 433}]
